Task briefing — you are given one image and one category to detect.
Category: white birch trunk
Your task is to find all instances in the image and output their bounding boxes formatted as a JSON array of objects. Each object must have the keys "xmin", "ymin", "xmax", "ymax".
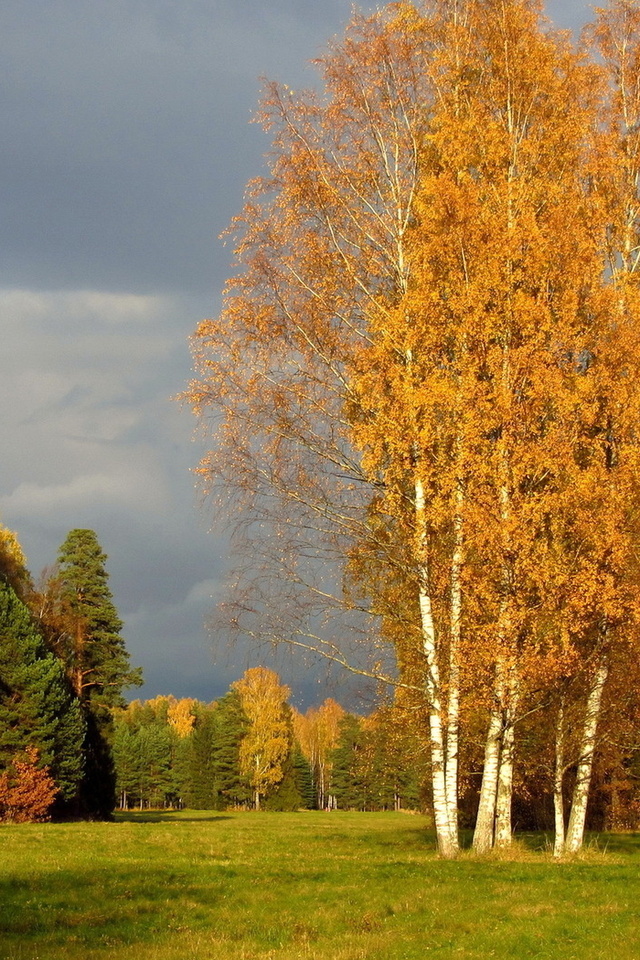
[
  {"xmin": 445, "ymin": 483, "xmax": 463, "ymax": 847},
  {"xmin": 472, "ymin": 688, "xmax": 503, "ymax": 853},
  {"xmin": 494, "ymin": 711, "xmax": 515, "ymax": 847},
  {"xmin": 494, "ymin": 662, "xmax": 519, "ymax": 848},
  {"xmin": 474, "ymin": 338, "xmax": 514, "ymax": 855},
  {"xmin": 553, "ymin": 699, "xmax": 566, "ymax": 858},
  {"xmin": 415, "ymin": 476, "xmax": 457, "ymax": 859},
  {"xmin": 565, "ymin": 656, "xmax": 609, "ymax": 854}
]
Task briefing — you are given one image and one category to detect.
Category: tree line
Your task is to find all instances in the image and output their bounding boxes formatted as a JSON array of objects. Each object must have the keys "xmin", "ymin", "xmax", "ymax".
[
  {"xmin": 187, "ymin": 0, "xmax": 640, "ymax": 856},
  {"xmin": 114, "ymin": 670, "xmax": 640, "ymax": 830},
  {"xmin": 0, "ymin": 522, "xmax": 141, "ymax": 821},
  {"xmin": 112, "ymin": 668, "xmax": 427, "ymax": 813}
]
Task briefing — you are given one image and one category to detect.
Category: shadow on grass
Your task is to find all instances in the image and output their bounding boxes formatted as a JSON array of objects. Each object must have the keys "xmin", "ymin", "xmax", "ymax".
[
  {"xmin": 0, "ymin": 861, "xmax": 237, "ymax": 948},
  {"xmin": 115, "ymin": 811, "xmax": 233, "ymax": 823},
  {"xmin": 452, "ymin": 828, "xmax": 640, "ymax": 857}
]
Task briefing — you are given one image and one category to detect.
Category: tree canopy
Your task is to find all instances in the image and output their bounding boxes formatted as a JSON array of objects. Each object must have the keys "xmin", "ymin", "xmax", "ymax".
[{"xmin": 188, "ymin": 0, "xmax": 640, "ymax": 857}]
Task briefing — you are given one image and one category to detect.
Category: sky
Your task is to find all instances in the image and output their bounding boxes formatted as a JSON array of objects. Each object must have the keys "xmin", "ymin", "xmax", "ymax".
[{"xmin": 0, "ymin": 0, "xmax": 594, "ymax": 709}]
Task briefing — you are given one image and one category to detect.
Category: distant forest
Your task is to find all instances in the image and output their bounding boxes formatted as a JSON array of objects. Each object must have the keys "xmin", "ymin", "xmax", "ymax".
[
  {"xmin": 0, "ymin": 518, "xmax": 427, "ymax": 820},
  {"xmin": 112, "ymin": 675, "xmax": 428, "ymax": 814}
]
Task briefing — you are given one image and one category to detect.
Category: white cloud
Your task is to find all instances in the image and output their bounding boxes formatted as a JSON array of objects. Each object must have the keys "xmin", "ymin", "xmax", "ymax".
[
  {"xmin": 0, "ymin": 287, "xmax": 166, "ymax": 325},
  {"xmin": 0, "ymin": 463, "xmax": 167, "ymax": 517}
]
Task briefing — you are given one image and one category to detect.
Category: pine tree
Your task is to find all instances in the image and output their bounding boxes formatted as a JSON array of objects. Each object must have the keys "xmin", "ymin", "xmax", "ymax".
[
  {"xmin": 48, "ymin": 529, "xmax": 141, "ymax": 707},
  {"xmin": 43, "ymin": 529, "xmax": 142, "ymax": 817}
]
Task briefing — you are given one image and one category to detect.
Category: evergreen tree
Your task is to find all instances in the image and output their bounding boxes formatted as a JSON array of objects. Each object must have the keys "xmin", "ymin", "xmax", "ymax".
[
  {"xmin": 186, "ymin": 703, "xmax": 218, "ymax": 809},
  {"xmin": 264, "ymin": 745, "xmax": 314, "ymax": 811},
  {"xmin": 112, "ymin": 700, "xmax": 179, "ymax": 809},
  {"xmin": 0, "ymin": 578, "xmax": 85, "ymax": 806},
  {"xmin": 329, "ymin": 714, "xmax": 367, "ymax": 810},
  {"xmin": 211, "ymin": 690, "xmax": 251, "ymax": 809},
  {"xmin": 43, "ymin": 529, "xmax": 142, "ymax": 817},
  {"xmin": 112, "ymin": 719, "xmax": 139, "ymax": 809},
  {"xmin": 291, "ymin": 746, "xmax": 315, "ymax": 809},
  {"xmin": 182, "ymin": 694, "xmax": 251, "ymax": 811},
  {"xmin": 49, "ymin": 529, "xmax": 141, "ymax": 707}
]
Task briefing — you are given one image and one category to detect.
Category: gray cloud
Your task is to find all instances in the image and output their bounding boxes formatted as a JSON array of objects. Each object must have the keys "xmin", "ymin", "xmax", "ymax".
[{"xmin": 0, "ymin": 0, "xmax": 596, "ymax": 706}]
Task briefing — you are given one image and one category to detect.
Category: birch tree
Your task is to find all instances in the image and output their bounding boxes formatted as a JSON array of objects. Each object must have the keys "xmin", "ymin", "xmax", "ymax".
[
  {"xmin": 233, "ymin": 667, "xmax": 292, "ymax": 809},
  {"xmin": 188, "ymin": 0, "xmax": 640, "ymax": 856},
  {"xmin": 188, "ymin": 3, "xmax": 462, "ymax": 853}
]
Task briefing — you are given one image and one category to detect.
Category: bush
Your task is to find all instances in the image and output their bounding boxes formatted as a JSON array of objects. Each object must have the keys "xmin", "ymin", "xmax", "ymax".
[{"xmin": 0, "ymin": 747, "xmax": 58, "ymax": 822}]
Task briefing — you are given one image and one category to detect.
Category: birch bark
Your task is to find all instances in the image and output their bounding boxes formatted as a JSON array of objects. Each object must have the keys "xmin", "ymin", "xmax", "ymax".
[
  {"xmin": 494, "ymin": 669, "xmax": 519, "ymax": 848},
  {"xmin": 472, "ymin": 672, "xmax": 503, "ymax": 853},
  {"xmin": 445, "ymin": 485, "xmax": 463, "ymax": 844},
  {"xmin": 553, "ymin": 699, "xmax": 566, "ymax": 858},
  {"xmin": 565, "ymin": 655, "xmax": 609, "ymax": 854},
  {"xmin": 415, "ymin": 475, "xmax": 457, "ymax": 859}
]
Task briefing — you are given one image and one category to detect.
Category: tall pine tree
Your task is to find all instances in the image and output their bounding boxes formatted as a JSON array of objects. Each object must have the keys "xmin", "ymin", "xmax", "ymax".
[
  {"xmin": 44, "ymin": 529, "xmax": 142, "ymax": 816},
  {"xmin": 48, "ymin": 529, "xmax": 141, "ymax": 707}
]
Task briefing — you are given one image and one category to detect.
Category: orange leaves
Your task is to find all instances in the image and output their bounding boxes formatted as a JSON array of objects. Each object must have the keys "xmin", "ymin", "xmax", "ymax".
[
  {"xmin": 0, "ymin": 748, "xmax": 58, "ymax": 823},
  {"xmin": 186, "ymin": 0, "xmax": 640, "ymax": 848}
]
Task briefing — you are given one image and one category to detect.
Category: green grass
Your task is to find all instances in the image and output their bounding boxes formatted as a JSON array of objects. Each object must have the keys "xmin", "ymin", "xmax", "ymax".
[{"xmin": 1, "ymin": 811, "xmax": 639, "ymax": 959}]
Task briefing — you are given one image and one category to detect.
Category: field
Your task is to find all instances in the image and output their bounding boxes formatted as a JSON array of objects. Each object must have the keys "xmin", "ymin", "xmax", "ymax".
[{"xmin": 1, "ymin": 811, "xmax": 639, "ymax": 960}]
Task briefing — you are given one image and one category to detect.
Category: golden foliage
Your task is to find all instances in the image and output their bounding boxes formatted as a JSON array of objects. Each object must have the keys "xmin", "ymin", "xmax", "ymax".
[
  {"xmin": 187, "ymin": 0, "xmax": 640, "ymax": 851},
  {"xmin": 233, "ymin": 668, "xmax": 292, "ymax": 804},
  {"xmin": 167, "ymin": 697, "xmax": 197, "ymax": 738},
  {"xmin": 0, "ymin": 748, "xmax": 58, "ymax": 823},
  {"xmin": 0, "ymin": 523, "xmax": 32, "ymax": 599}
]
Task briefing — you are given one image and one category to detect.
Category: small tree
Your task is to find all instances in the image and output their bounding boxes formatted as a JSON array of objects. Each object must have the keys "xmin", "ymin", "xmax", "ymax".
[
  {"xmin": 233, "ymin": 668, "xmax": 292, "ymax": 809},
  {"xmin": 0, "ymin": 748, "xmax": 58, "ymax": 823}
]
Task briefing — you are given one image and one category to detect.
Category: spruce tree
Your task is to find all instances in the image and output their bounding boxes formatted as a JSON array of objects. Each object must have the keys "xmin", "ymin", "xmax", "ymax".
[
  {"xmin": 187, "ymin": 704, "xmax": 218, "ymax": 809},
  {"xmin": 211, "ymin": 689, "xmax": 251, "ymax": 809},
  {"xmin": 264, "ymin": 746, "xmax": 314, "ymax": 811},
  {"xmin": 329, "ymin": 714, "xmax": 367, "ymax": 810},
  {"xmin": 0, "ymin": 578, "xmax": 85, "ymax": 807}
]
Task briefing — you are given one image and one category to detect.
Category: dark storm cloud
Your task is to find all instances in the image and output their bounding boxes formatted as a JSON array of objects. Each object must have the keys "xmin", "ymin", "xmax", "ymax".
[
  {"xmin": 0, "ymin": 0, "xmax": 595, "ymax": 705},
  {"xmin": 0, "ymin": 0, "xmax": 380, "ymax": 296}
]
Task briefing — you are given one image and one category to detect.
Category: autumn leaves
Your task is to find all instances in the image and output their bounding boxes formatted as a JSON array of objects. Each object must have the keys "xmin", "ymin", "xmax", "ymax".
[{"xmin": 188, "ymin": 0, "xmax": 640, "ymax": 858}]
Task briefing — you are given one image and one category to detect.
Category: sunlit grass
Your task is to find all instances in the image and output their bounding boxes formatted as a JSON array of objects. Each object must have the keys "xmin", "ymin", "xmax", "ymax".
[{"xmin": 1, "ymin": 811, "xmax": 639, "ymax": 959}]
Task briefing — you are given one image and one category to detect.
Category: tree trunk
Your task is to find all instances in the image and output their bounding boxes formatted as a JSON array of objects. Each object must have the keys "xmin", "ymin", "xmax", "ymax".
[
  {"xmin": 494, "ymin": 663, "xmax": 519, "ymax": 848},
  {"xmin": 553, "ymin": 699, "xmax": 566, "ymax": 858},
  {"xmin": 445, "ymin": 480, "xmax": 463, "ymax": 845},
  {"xmin": 473, "ymin": 691, "xmax": 502, "ymax": 853},
  {"xmin": 494, "ymin": 714, "xmax": 514, "ymax": 848},
  {"xmin": 416, "ymin": 477, "xmax": 457, "ymax": 859},
  {"xmin": 565, "ymin": 656, "xmax": 609, "ymax": 853}
]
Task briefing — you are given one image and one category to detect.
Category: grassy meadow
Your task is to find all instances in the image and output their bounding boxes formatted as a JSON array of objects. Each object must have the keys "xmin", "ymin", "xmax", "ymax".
[{"xmin": 1, "ymin": 811, "xmax": 639, "ymax": 960}]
